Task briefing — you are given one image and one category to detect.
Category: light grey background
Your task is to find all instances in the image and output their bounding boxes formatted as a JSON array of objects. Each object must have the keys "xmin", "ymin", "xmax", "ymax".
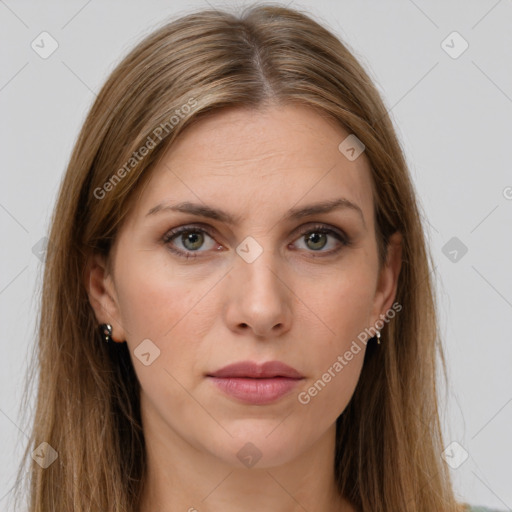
[{"xmin": 1, "ymin": 0, "xmax": 511, "ymax": 510}]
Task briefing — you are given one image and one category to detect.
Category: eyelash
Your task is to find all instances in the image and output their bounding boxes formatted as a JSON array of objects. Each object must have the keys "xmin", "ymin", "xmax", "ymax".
[{"xmin": 162, "ymin": 223, "xmax": 351, "ymax": 260}]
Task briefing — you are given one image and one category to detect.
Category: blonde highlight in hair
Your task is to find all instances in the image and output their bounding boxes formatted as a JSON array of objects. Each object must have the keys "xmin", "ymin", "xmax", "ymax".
[{"xmin": 13, "ymin": 4, "xmax": 466, "ymax": 511}]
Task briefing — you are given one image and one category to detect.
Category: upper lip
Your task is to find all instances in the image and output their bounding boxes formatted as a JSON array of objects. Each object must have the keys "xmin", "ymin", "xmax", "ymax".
[{"xmin": 207, "ymin": 360, "xmax": 304, "ymax": 379}]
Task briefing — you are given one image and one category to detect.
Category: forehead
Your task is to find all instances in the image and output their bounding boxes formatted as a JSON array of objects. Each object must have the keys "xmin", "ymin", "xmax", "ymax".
[{"xmin": 129, "ymin": 104, "xmax": 375, "ymax": 227}]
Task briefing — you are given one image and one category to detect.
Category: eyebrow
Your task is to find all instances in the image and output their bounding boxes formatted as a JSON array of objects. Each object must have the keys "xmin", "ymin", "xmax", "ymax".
[{"xmin": 146, "ymin": 197, "xmax": 366, "ymax": 228}]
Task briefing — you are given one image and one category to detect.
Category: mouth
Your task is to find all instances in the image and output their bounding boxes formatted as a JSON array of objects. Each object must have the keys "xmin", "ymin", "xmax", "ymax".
[
  {"xmin": 206, "ymin": 360, "xmax": 304, "ymax": 405},
  {"xmin": 206, "ymin": 376, "xmax": 304, "ymax": 405}
]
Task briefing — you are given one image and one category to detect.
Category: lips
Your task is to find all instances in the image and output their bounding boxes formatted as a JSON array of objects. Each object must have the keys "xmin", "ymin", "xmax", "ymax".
[
  {"xmin": 206, "ymin": 360, "xmax": 304, "ymax": 405},
  {"xmin": 206, "ymin": 360, "xmax": 304, "ymax": 379}
]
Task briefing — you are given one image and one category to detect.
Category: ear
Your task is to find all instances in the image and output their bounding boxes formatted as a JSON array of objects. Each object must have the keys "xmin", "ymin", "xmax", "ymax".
[
  {"xmin": 84, "ymin": 252, "xmax": 127, "ymax": 342},
  {"xmin": 370, "ymin": 231, "xmax": 403, "ymax": 327}
]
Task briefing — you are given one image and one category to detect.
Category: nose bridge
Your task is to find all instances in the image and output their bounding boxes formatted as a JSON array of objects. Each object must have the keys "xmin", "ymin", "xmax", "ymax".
[
  {"xmin": 225, "ymin": 234, "xmax": 292, "ymax": 335},
  {"xmin": 235, "ymin": 235, "xmax": 283, "ymax": 299}
]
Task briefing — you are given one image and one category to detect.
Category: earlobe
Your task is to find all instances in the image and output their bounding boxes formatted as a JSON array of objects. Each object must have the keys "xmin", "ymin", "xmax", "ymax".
[{"xmin": 84, "ymin": 252, "xmax": 127, "ymax": 342}]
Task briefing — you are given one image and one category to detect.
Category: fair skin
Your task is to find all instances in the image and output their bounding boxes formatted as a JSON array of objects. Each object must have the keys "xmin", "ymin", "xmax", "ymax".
[{"xmin": 86, "ymin": 104, "xmax": 402, "ymax": 512}]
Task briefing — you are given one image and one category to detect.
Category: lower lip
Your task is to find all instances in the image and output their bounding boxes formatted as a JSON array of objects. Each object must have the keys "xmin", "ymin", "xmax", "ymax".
[{"xmin": 207, "ymin": 376, "xmax": 303, "ymax": 405}]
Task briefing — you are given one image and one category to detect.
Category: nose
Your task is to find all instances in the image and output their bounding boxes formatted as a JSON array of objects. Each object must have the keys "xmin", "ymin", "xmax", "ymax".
[{"xmin": 223, "ymin": 247, "xmax": 293, "ymax": 338}]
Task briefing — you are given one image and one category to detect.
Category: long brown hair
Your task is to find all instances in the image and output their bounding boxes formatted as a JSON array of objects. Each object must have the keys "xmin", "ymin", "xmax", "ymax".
[{"xmin": 13, "ymin": 4, "xmax": 466, "ymax": 511}]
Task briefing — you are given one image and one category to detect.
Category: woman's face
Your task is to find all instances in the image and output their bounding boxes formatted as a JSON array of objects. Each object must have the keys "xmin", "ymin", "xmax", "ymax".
[{"xmin": 88, "ymin": 104, "xmax": 401, "ymax": 469}]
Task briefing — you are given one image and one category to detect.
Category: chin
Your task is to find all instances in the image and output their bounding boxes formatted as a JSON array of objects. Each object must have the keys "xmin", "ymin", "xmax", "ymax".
[{"xmin": 204, "ymin": 423, "xmax": 308, "ymax": 469}]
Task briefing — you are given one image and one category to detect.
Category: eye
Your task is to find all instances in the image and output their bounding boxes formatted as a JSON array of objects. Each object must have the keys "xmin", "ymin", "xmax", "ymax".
[
  {"xmin": 162, "ymin": 223, "xmax": 351, "ymax": 260},
  {"xmin": 291, "ymin": 224, "xmax": 350, "ymax": 256},
  {"xmin": 162, "ymin": 225, "xmax": 220, "ymax": 259}
]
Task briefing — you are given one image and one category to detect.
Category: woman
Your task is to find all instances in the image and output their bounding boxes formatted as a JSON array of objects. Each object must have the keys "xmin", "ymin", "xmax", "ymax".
[{"xmin": 14, "ymin": 4, "xmax": 502, "ymax": 512}]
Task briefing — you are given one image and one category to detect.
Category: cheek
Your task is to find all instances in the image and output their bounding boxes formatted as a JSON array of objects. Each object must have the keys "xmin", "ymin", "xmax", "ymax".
[
  {"xmin": 114, "ymin": 254, "xmax": 223, "ymax": 384},
  {"xmin": 304, "ymin": 260, "xmax": 377, "ymax": 346},
  {"xmin": 295, "ymin": 286, "xmax": 371, "ymax": 428},
  {"xmin": 115, "ymin": 269, "xmax": 175, "ymax": 340},
  {"xmin": 293, "ymin": 310, "xmax": 367, "ymax": 438},
  {"xmin": 294, "ymin": 261, "xmax": 375, "ymax": 405},
  {"xmin": 114, "ymin": 251, "xmax": 204, "ymax": 340}
]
